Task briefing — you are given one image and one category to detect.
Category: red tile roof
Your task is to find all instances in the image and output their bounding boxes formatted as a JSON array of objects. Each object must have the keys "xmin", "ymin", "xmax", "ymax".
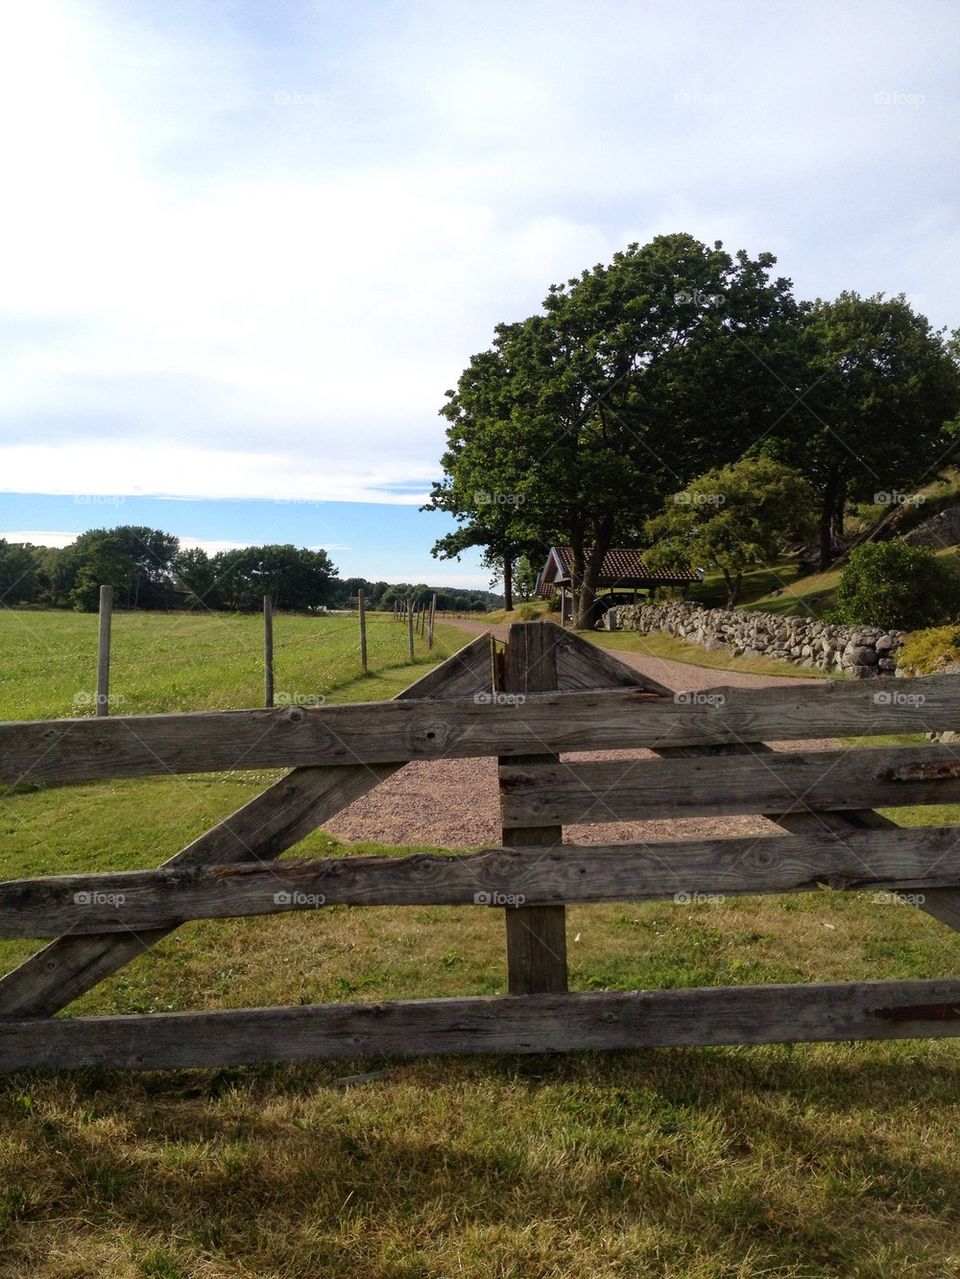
[{"xmin": 546, "ymin": 546, "xmax": 702, "ymax": 585}]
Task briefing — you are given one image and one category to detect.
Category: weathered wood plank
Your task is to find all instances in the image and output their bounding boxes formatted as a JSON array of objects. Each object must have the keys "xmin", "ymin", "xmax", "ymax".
[
  {"xmin": 500, "ymin": 623, "xmax": 568, "ymax": 995},
  {"xmin": 0, "ymin": 636, "xmax": 492, "ymax": 1020},
  {"xmin": 553, "ymin": 626, "xmax": 671, "ymax": 694},
  {"xmin": 5, "ymin": 978, "xmax": 960, "ymax": 1072},
  {"xmin": 500, "ymin": 743, "xmax": 960, "ymax": 826},
  {"xmin": 6, "ymin": 827, "xmax": 960, "ymax": 935},
  {"xmin": 651, "ymin": 735, "xmax": 960, "ymax": 938},
  {"xmin": 4, "ymin": 672, "xmax": 960, "ymax": 785}
]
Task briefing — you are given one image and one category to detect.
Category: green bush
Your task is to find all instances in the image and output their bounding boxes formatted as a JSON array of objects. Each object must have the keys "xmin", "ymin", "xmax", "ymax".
[
  {"xmin": 517, "ymin": 603, "xmax": 540, "ymax": 620},
  {"xmin": 833, "ymin": 541, "xmax": 960, "ymax": 629}
]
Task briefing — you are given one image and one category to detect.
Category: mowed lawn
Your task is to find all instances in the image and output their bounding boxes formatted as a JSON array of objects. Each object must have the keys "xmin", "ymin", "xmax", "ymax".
[{"xmin": 2, "ymin": 612, "xmax": 960, "ymax": 1276}]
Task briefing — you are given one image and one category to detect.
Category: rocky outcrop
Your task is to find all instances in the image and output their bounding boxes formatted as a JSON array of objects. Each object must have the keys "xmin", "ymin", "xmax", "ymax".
[
  {"xmin": 618, "ymin": 601, "xmax": 906, "ymax": 678},
  {"xmin": 904, "ymin": 506, "xmax": 960, "ymax": 549}
]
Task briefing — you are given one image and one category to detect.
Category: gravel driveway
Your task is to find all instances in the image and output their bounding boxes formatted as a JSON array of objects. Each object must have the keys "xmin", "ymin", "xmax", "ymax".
[{"xmin": 324, "ymin": 621, "xmax": 829, "ymax": 849}]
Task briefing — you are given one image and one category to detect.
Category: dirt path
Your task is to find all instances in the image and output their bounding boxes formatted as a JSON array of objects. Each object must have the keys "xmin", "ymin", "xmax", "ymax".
[{"xmin": 324, "ymin": 620, "xmax": 827, "ymax": 849}]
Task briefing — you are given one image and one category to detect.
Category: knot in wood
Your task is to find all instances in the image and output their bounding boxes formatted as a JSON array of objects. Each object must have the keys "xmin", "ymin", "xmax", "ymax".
[{"xmin": 419, "ymin": 722, "xmax": 453, "ymax": 752}]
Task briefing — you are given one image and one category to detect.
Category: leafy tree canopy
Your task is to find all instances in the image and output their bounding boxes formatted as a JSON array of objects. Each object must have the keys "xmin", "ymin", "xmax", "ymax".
[
  {"xmin": 645, "ymin": 458, "xmax": 816, "ymax": 606},
  {"xmin": 428, "ymin": 233, "xmax": 801, "ymax": 626}
]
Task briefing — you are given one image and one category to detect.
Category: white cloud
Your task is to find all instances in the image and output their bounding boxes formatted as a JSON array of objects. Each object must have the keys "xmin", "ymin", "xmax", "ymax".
[
  {"xmin": 0, "ymin": 0, "xmax": 957, "ymax": 504},
  {"xmin": 0, "ymin": 530, "xmax": 79, "ymax": 548},
  {"xmin": 0, "ymin": 443, "xmax": 430, "ymax": 504}
]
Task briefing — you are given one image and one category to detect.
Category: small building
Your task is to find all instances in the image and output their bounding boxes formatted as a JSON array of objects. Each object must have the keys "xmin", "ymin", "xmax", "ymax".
[{"xmin": 536, "ymin": 546, "xmax": 702, "ymax": 623}]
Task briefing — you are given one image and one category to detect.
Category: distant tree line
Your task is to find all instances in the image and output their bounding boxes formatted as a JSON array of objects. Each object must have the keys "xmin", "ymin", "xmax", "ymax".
[
  {"xmin": 0, "ymin": 526, "xmax": 501, "ymax": 613},
  {"xmin": 331, "ymin": 577, "xmax": 500, "ymax": 612}
]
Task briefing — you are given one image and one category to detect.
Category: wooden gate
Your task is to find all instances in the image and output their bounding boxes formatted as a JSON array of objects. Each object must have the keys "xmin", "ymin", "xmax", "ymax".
[{"xmin": 3, "ymin": 621, "xmax": 960, "ymax": 1072}]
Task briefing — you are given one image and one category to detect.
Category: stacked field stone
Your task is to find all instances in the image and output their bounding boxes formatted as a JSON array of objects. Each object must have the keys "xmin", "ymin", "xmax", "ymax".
[{"xmin": 617, "ymin": 601, "xmax": 905, "ymax": 678}]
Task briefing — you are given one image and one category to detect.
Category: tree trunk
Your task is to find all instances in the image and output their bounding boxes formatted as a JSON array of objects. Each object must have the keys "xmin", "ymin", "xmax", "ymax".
[
  {"xmin": 573, "ymin": 516, "xmax": 615, "ymax": 630},
  {"xmin": 832, "ymin": 480, "xmax": 847, "ymax": 542},
  {"xmin": 819, "ymin": 468, "xmax": 840, "ymax": 569},
  {"xmin": 503, "ymin": 555, "xmax": 513, "ymax": 613},
  {"xmin": 721, "ymin": 567, "xmax": 743, "ymax": 608},
  {"xmin": 574, "ymin": 555, "xmax": 602, "ymax": 630}
]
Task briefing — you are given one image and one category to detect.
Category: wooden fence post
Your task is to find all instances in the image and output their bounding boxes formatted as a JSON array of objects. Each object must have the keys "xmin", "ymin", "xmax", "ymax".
[
  {"xmin": 428, "ymin": 593, "xmax": 436, "ymax": 649},
  {"xmin": 500, "ymin": 622, "xmax": 568, "ymax": 994},
  {"xmin": 263, "ymin": 595, "xmax": 274, "ymax": 708},
  {"xmin": 96, "ymin": 585, "xmax": 113, "ymax": 718},
  {"xmin": 406, "ymin": 600, "xmax": 414, "ymax": 661},
  {"xmin": 358, "ymin": 589, "xmax": 368, "ymax": 675}
]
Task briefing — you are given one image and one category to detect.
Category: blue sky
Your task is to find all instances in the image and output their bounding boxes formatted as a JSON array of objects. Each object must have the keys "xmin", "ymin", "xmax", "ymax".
[{"xmin": 0, "ymin": 0, "xmax": 957, "ymax": 586}]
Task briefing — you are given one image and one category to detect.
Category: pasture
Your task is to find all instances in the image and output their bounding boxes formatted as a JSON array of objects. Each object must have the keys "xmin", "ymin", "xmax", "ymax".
[
  {"xmin": 1, "ymin": 611, "xmax": 960, "ymax": 1277},
  {"xmin": 0, "ymin": 607, "xmax": 466, "ymax": 721}
]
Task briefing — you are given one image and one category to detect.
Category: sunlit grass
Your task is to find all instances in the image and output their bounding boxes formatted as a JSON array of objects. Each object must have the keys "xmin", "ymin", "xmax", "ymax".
[{"xmin": 0, "ymin": 609, "xmax": 466, "ymax": 721}]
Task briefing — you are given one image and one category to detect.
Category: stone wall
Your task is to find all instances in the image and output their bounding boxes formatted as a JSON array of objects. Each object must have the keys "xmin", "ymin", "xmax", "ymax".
[{"xmin": 616, "ymin": 601, "xmax": 905, "ymax": 677}]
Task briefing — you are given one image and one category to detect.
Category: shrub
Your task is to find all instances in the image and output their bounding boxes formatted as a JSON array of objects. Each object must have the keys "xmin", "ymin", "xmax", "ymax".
[
  {"xmin": 517, "ymin": 603, "xmax": 540, "ymax": 620},
  {"xmin": 833, "ymin": 540, "xmax": 960, "ymax": 630}
]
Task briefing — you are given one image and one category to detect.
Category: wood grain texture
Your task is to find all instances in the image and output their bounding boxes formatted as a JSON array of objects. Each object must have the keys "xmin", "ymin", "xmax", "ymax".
[
  {"xmin": 5, "ymin": 670, "xmax": 960, "ymax": 784},
  {"xmin": 0, "ymin": 635, "xmax": 493, "ymax": 1020},
  {"xmin": 5, "ymin": 978, "xmax": 960, "ymax": 1072},
  {"xmin": 500, "ymin": 623, "xmax": 568, "ymax": 995},
  {"xmin": 500, "ymin": 743, "xmax": 960, "ymax": 827},
  {"xmin": 6, "ymin": 827, "xmax": 960, "ymax": 936},
  {"xmin": 554, "ymin": 626, "xmax": 671, "ymax": 694}
]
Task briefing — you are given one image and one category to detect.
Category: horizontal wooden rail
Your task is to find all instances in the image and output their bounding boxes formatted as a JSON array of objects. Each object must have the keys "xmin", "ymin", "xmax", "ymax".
[
  {"xmin": 500, "ymin": 743, "xmax": 960, "ymax": 826},
  {"xmin": 0, "ymin": 635, "xmax": 493, "ymax": 1021},
  {"xmin": 3, "ymin": 827, "xmax": 959, "ymax": 936},
  {"xmin": 2, "ymin": 674, "xmax": 958, "ymax": 785},
  {"xmin": 4, "ymin": 978, "xmax": 960, "ymax": 1072}
]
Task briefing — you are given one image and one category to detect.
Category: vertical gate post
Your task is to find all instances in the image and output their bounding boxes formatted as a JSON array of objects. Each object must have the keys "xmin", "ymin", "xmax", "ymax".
[
  {"xmin": 96, "ymin": 585, "xmax": 113, "ymax": 717},
  {"xmin": 263, "ymin": 594, "xmax": 274, "ymax": 708},
  {"xmin": 358, "ymin": 589, "xmax": 368, "ymax": 674},
  {"xmin": 499, "ymin": 622, "xmax": 568, "ymax": 994}
]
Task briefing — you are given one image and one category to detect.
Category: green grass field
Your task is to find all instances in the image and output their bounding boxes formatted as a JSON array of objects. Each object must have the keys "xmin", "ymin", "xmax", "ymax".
[
  {"xmin": 0, "ymin": 608, "xmax": 470, "ymax": 721},
  {"xmin": 3, "ymin": 610, "xmax": 960, "ymax": 1277}
]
